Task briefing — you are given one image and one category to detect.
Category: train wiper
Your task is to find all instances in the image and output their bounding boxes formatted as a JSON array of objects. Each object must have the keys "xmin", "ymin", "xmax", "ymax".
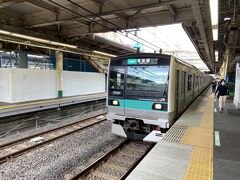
[{"xmin": 163, "ymin": 83, "xmax": 168, "ymax": 96}]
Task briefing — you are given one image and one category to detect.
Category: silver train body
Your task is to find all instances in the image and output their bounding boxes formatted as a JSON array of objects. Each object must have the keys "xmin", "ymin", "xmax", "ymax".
[{"xmin": 107, "ymin": 53, "xmax": 211, "ymax": 142}]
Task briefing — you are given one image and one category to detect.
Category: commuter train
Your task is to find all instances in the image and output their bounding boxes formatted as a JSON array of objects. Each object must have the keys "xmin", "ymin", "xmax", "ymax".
[{"xmin": 107, "ymin": 53, "xmax": 211, "ymax": 142}]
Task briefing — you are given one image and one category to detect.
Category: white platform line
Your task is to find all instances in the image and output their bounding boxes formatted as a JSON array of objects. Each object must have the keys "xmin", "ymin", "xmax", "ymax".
[
  {"xmin": 214, "ymin": 108, "xmax": 217, "ymax": 112},
  {"xmin": 215, "ymin": 131, "xmax": 221, "ymax": 146}
]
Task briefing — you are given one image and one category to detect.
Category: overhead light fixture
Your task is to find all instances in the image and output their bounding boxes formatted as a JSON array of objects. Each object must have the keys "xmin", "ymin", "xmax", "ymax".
[
  {"xmin": 210, "ymin": 0, "xmax": 219, "ymax": 41},
  {"xmin": 0, "ymin": 37, "xmax": 84, "ymax": 56},
  {"xmin": 92, "ymin": 50, "xmax": 117, "ymax": 57},
  {"xmin": 215, "ymin": 50, "xmax": 218, "ymax": 62},
  {"xmin": 0, "ymin": 29, "xmax": 78, "ymax": 49},
  {"xmin": 212, "ymin": 29, "xmax": 218, "ymax": 41},
  {"xmin": 0, "ymin": 36, "xmax": 107, "ymax": 60},
  {"xmin": 224, "ymin": 17, "xmax": 231, "ymax": 21}
]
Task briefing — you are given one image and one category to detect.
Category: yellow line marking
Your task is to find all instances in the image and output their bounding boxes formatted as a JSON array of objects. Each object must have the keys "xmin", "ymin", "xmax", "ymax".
[
  {"xmin": 184, "ymin": 147, "xmax": 213, "ymax": 180},
  {"xmin": 183, "ymin": 93, "xmax": 214, "ymax": 180}
]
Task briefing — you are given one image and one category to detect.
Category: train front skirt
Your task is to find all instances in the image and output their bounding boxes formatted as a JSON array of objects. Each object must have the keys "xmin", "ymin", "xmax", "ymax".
[{"xmin": 112, "ymin": 123, "xmax": 165, "ymax": 143}]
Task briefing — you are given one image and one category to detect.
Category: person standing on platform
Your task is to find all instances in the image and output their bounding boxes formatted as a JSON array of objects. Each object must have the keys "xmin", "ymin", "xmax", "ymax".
[
  {"xmin": 212, "ymin": 81, "xmax": 217, "ymax": 93},
  {"xmin": 215, "ymin": 79, "xmax": 229, "ymax": 112}
]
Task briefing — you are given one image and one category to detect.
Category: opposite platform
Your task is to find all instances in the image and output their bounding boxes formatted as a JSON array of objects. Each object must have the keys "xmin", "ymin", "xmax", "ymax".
[
  {"xmin": 127, "ymin": 89, "xmax": 214, "ymax": 180},
  {"xmin": 0, "ymin": 92, "xmax": 106, "ymax": 118}
]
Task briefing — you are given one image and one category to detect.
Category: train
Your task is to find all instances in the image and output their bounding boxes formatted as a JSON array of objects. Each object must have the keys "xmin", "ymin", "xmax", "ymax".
[{"xmin": 107, "ymin": 53, "xmax": 211, "ymax": 142}]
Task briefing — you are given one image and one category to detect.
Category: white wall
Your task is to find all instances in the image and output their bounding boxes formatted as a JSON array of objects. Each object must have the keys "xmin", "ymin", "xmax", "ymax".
[
  {"xmin": 234, "ymin": 63, "xmax": 240, "ymax": 107},
  {"xmin": 63, "ymin": 71, "xmax": 105, "ymax": 96},
  {"xmin": 11, "ymin": 68, "xmax": 57, "ymax": 102},
  {"xmin": 0, "ymin": 68, "xmax": 105, "ymax": 103},
  {"xmin": 0, "ymin": 69, "xmax": 12, "ymax": 102}
]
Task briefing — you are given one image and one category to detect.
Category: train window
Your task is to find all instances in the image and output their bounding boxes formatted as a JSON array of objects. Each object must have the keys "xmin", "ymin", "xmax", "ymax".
[
  {"xmin": 126, "ymin": 66, "xmax": 169, "ymax": 94},
  {"xmin": 188, "ymin": 74, "xmax": 192, "ymax": 91},
  {"xmin": 109, "ymin": 67, "xmax": 125, "ymax": 92},
  {"xmin": 196, "ymin": 76, "xmax": 198, "ymax": 86}
]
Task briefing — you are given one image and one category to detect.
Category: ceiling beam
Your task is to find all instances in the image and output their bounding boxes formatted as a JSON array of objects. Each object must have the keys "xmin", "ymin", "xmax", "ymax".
[
  {"xmin": 0, "ymin": 0, "xmax": 25, "ymax": 8},
  {"xmin": 63, "ymin": 7, "xmax": 195, "ymax": 36},
  {"xmin": 127, "ymin": 9, "xmax": 143, "ymax": 21},
  {"xmin": 27, "ymin": 17, "xmax": 90, "ymax": 28},
  {"xmin": 89, "ymin": 0, "xmax": 104, "ymax": 6},
  {"xmin": 167, "ymin": 5, "xmax": 176, "ymax": 16},
  {"xmin": 183, "ymin": 30, "xmax": 211, "ymax": 71},
  {"xmin": 26, "ymin": 0, "xmax": 182, "ymax": 28},
  {"xmin": 191, "ymin": 0, "xmax": 214, "ymax": 71},
  {"xmin": 0, "ymin": 8, "xmax": 23, "ymax": 20},
  {"xmin": 100, "ymin": 0, "xmax": 181, "ymax": 16},
  {"xmin": 26, "ymin": 0, "xmax": 58, "ymax": 14}
]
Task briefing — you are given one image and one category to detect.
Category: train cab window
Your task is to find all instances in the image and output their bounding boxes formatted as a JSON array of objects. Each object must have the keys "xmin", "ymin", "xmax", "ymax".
[
  {"xmin": 109, "ymin": 67, "xmax": 125, "ymax": 96},
  {"xmin": 187, "ymin": 74, "xmax": 192, "ymax": 91},
  {"xmin": 126, "ymin": 66, "xmax": 169, "ymax": 95}
]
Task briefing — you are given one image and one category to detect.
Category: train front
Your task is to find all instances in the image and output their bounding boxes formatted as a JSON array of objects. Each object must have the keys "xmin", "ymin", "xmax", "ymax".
[{"xmin": 107, "ymin": 54, "xmax": 171, "ymax": 142}]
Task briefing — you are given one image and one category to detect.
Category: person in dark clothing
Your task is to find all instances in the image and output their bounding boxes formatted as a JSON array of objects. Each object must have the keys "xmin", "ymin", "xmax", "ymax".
[
  {"xmin": 212, "ymin": 81, "xmax": 217, "ymax": 93},
  {"xmin": 215, "ymin": 79, "xmax": 229, "ymax": 112}
]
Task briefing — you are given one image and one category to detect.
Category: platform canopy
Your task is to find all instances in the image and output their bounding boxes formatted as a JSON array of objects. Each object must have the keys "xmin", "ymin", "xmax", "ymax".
[{"xmin": 0, "ymin": 0, "xmax": 239, "ymax": 72}]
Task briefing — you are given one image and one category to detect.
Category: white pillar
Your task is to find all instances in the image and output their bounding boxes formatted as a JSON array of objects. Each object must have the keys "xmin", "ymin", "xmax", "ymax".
[
  {"xmin": 56, "ymin": 51, "xmax": 63, "ymax": 98},
  {"xmin": 234, "ymin": 62, "xmax": 240, "ymax": 107}
]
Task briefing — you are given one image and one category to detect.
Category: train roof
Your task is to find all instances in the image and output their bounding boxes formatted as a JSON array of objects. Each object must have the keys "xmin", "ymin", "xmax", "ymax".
[
  {"xmin": 175, "ymin": 58, "xmax": 199, "ymax": 71},
  {"xmin": 111, "ymin": 53, "xmax": 206, "ymax": 74},
  {"xmin": 111, "ymin": 53, "xmax": 171, "ymax": 61}
]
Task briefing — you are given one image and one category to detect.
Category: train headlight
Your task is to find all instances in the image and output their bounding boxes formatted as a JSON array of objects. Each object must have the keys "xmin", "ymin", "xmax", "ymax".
[
  {"xmin": 112, "ymin": 99, "xmax": 119, "ymax": 106},
  {"xmin": 153, "ymin": 103, "xmax": 162, "ymax": 110}
]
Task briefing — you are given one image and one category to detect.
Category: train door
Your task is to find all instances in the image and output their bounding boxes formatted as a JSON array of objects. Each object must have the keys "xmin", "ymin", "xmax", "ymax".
[
  {"xmin": 175, "ymin": 70, "xmax": 180, "ymax": 115},
  {"xmin": 183, "ymin": 72, "xmax": 186, "ymax": 108},
  {"xmin": 193, "ymin": 74, "xmax": 195, "ymax": 98},
  {"xmin": 197, "ymin": 76, "xmax": 199, "ymax": 94}
]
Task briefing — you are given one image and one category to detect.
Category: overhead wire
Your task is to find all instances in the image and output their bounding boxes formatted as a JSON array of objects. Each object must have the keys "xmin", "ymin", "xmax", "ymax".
[
  {"xmin": 66, "ymin": 0, "xmax": 161, "ymax": 50},
  {"xmin": 105, "ymin": 0, "xmax": 162, "ymax": 51},
  {"xmin": 47, "ymin": 0, "xmax": 159, "ymax": 51},
  {"xmin": 122, "ymin": 0, "xmax": 157, "ymax": 27},
  {"xmin": 48, "ymin": 0, "xmax": 161, "ymax": 51}
]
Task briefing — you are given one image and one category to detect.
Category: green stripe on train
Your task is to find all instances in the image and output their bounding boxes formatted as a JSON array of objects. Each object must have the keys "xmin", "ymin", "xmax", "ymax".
[{"xmin": 110, "ymin": 99, "xmax": 167, "ymax": 111}]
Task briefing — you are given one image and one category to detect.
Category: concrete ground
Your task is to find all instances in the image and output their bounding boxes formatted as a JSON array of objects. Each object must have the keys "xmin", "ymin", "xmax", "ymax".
[{"xmin": 214, "ymin": 97, "xmax": 240, "ymax": 180}]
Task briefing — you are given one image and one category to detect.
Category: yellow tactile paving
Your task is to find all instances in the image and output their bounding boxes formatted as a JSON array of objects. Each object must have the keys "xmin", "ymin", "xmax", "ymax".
[
  {"xmin": 200, "ymin": 113, "xmax": 214, "ymax": 129},
  {"xmin": 185, "ymin": 147, "xmax": 213, "ymax": 180},
  {"xmin": 181, "ymin": 127, "xmax": 213, "ymax": 149},
  {"xmin": 183, "ymin": 93, "xmax": 214, "ymax": 180}
]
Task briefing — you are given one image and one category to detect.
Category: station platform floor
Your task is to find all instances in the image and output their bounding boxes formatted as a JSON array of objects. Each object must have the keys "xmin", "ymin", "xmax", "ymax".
[
  {"xmin": 214, "ymin": 98, "xmax": 240, "ymax": 180},
  {"xmin": 127, "ymin": 88, "xmax": 240, "ymax": 180},
  {"xmin": 0, "ymin": 92, "xmax": 106, "ymax": 118}
]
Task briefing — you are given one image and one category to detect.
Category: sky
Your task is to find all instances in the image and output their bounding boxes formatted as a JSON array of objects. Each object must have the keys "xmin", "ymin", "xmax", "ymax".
[{"xmin": 97, "ymin": 23, "xmax": 209, "ymax": 71}]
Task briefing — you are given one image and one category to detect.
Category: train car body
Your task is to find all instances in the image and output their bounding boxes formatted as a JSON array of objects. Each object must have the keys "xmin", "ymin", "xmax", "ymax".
[{"xmin": 107, "ymin": 53, "xmax": 211, "ymax": 142}]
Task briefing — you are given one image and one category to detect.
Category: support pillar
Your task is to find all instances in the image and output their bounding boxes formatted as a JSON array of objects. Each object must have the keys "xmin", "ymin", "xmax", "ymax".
[
  {"xmin": 221, "ymin": 49, "xmax": 229, "ymax": 80},
  {"xmin": 0, "ymin": 53, "xmax": 2, "ymax": 68},
  {"xmin": 18, "ymin": 51, "xmax": 28, "ymax": 68},
  {"xmin": 56, "ymin": 51, "xmax": 63, "ymax": 98},
  {"xmin": 234, "ymin": 62, "xmax": 240, "ymax": 107}
]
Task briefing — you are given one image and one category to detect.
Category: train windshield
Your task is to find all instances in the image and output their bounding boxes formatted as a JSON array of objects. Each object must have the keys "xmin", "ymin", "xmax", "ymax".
[
  {"xmin": 126, "ymin": 66, "xmax": 169, "ymax": 93},
  {"xmin": 109, "ymin": 67, "xmax": 125, "ymax": 96}
]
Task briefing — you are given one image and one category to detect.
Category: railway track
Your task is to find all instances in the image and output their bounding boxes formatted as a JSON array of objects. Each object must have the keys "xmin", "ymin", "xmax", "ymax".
[
  {"xmin": 0, "ymin": 113, "xmax": 106, "ymax": 164},
  {"xmin": 70, "ymin": 140, "xmax": 154, "ymax": 180}
]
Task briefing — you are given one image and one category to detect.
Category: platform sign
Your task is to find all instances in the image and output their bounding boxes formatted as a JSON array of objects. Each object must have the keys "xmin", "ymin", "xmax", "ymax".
[
  {"xmin": 127, "ymin": 59, "xmax": 137, "ymax": 65},
  {"xmin": 133, "ymin": 42, "xmax": 142, "ymax": 48}
]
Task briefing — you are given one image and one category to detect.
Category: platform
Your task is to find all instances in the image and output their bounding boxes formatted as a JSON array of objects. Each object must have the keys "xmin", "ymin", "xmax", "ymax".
[
  {"xmin": 214, "ymin": 98, "xmax": 240, "ymax": 180},
  {"xmin": 127, "ymin": 89, "xmax": 214, "ymax": 180},
  {"xmin": 0, "ymin": 92, "xmax": 106, "ymax": 118}
]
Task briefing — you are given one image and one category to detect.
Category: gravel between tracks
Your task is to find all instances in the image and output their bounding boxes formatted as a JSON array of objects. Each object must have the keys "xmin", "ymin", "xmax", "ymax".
[
  {"xmin": 0, "ymin": 109, "xmax": 106, "ymax": 145},
  {"xmin": 0, "ymin": 119, "xmax": 125, "ymax": 180}
]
